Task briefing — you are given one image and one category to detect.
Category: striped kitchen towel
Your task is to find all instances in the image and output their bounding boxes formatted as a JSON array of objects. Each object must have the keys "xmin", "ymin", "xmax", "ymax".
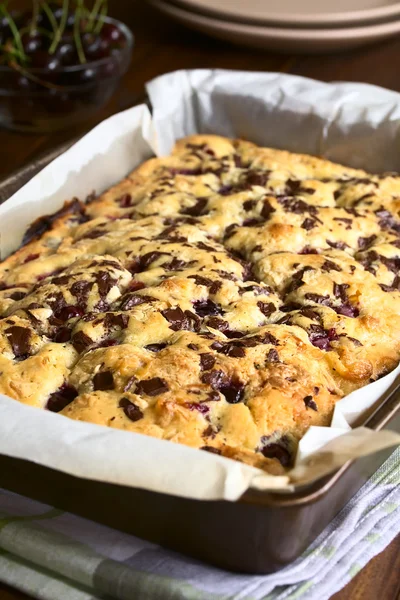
[{"xmin": 0, "ymin": 447, "xmax": 399, "ymax": 600}]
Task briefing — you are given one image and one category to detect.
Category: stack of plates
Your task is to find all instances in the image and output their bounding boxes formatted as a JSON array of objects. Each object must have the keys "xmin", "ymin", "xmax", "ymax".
[{"xmin": 147, "ymin": 0, "xmax": 400, "ymax": 52}]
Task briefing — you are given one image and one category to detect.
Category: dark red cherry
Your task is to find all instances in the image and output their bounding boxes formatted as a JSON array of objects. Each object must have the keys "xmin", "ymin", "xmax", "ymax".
[
  {"xmin": 56, "ymin": 42, "xmax": 76, "ymax": 66},
  {"xmin": 16, "ymin": 75, "xmax": 40, "ymax": 92},
  {"xmin": 30, "ymin": 51, "xmax": 61, "ymax": 71},
  {"xmin": 50, "ymin": 6, "xmax": 75, "ymax": 28},
  {"xmin": 22, "ymin": 32, "xmax": 43, "ymax": 55},
  {"xmin": 100, "ymin": 23, "xmax": 122, "ymax": 43}
]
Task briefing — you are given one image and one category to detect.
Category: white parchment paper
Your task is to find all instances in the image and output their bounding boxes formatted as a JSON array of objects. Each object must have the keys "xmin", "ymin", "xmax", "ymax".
[{"xmin": 0, "ymin": 69, "xmax": 400, "ymax": 501}]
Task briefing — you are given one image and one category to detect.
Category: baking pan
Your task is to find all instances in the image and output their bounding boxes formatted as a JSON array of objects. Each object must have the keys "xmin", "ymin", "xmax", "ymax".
[{"xmin": 0, "ymin": 142, "xmax": 399, "ymax": 575}]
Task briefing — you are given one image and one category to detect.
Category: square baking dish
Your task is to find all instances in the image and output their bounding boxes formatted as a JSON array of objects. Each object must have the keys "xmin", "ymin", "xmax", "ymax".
[{"xmin": 0, "ymin": 137, "xmax": 399, "ymax": 575}]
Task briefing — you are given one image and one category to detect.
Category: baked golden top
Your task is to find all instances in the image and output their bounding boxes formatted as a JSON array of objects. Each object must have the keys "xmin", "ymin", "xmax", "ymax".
[{"xmin": 1, "ymin": 134, "xmax": 400, "ymax": 474}]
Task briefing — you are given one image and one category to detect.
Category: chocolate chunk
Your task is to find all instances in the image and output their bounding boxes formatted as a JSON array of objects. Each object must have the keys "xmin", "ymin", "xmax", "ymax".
[
  {"xmin": 193, "ymin": 300, "xmax": 222, "ymax": 318},
  {"xmin": 206, "ymin": 317, "xmax": 229, "ymax": 332},
  {"xmin": 243, "ymin": 199, "xmax": 256, "ymax": 211},
  {"xmin": 130, "ymin": 251, "xmax": 168, "ymax": 274},
  {"xmin": 103, "ymin": 313, "xmax": 129, "ymax": 330},
  {"xmin": 197, "ymin": 241, "xmax": 217, "ymax": 253},
  {"xmin": 80, "ymin": 228, "xmax": 106, "ymax": 240},
  {"xmin": 9, "ymin": 291, "xmax": 26, "ymax": 301},
  {"xmin": 47, "ymin": 291, "xmax": 67, "ymax": 315},
  {"xmin": 261, "ymin": 199, "xmax": 276, "ymax": 220},
  {"xmin": 301, "ymin": 218, "xmax": 316, "ymax": 230},
  {"xmin": 261, "ymin": 443, "xmax": 291, "ymax": 467},
  {"xmin": 93, "ymin": 371, "xmax": 114, "ymax": 391},
  {"xmin": 304, "ymin": 293, "xmax": 331, "ymax": 306},
  {"xmin": 223, "ymin": 223, "xmax": 238, "ymax": 239},
  {"xmin": 326, "ymin": 239, "xmax": 349, "ymax": 251},
  {"xmin": 299, "ymin": 246, "xmax": 318, "ymax": 255},
  {"xmin": 135, "ymin": 377, "xmax": 169, "ymax": 396},
  {"xmin": 181, "ymin": 197, "xmax": 208, "ymax": 216},
  {"xmin": 96, "ymin": 271, "xmax": 117, "ymax": 298},
  {"xmin": 225, "ymin": 345, "xmax": 246, "ymax": 358},
  {"xmin": 286, "ymin": 179, "xmax": 315, "ymax": 196},
  {"xmin": 199, "ymin": 353, "xmax": 216, "ymax": 371},
  {"xmin": 162, "ymin": 258, "xmax": 191, "ymax": 271},
  {"xmin": 24, "ymin": 253, "xmax": 39, "ymax": 263},
  {"xmin": 246, "ymin": 170, "xmax": 270, "ymax": 187},
  {"xmin": 118, "ymin": 194, "xmax": 133, "ymax": 208},
  {"xmin": 5, "ymin": 326, "xmax": 31, "ymax": 358},
  {"xmin": 219, "ymin": 380, "xmax": 245, "ymax": 404},
  {"xmin": 304, "ymin": 395, "xmax": 318, "ymax": 411},
  {"xmin": 243, "ymin": 218, "xmax": 262, "ymax": 227},
  {"xmin": 47, "ymin": 384, "xmax": 78, "ymax": 412},
  {"xmin": 128, "ymin": 281, "xmax": 146, "ymax": 292},
  {"xmin": 187, "ymin": 343, "xmax": 199, "ymax": 351},
  {"xmin": 72, "ymin": 331, "xmax": 93, "ymax": 353},
  {"xmin": 257, "ymin": 301, "xmax": 276, "ymax": 317},
  {"xmin": 335, "ymin": 303, "xmax": 359, "ymax": 318},
  {"xmin": 54, "ymin": 327, "xmax": 71, "ymax": 343},
  {"xmin": 161, "ymin": 306, "xmax": 201, "ymax": 332},
  {"xmin": 123, "ymin": 376, "xmax": 137, "ymax": 392},
  {"xmin": 201, "ymin": 369, "xmax": 228, "ymax": 389},
  {"xmin": 121, "ymin": 295, "xmax": 155, "ymax": 310},
  {"xmin": 162, "ymin": 307, "xmax": 187, "ymax": 330},
  {"xmin": 278, "ymin": 196, "xmax": 318, "ymax": 216},
  {"xmin": 22, "ymin": 198, "xmax": 85, "ymax": 247},
  {"xmin": 71, "ymin": 281, "xmax": 93, "ymax": 305},
  {"xmin": 241, "ymin": 284, "xmax": 272, "ymax": 295},
  {"xmin": 55, "ymin": 305, "xmax": 84, "ymax": 322},
  {"xmin": 170, "ymin": 167, "xmax": 203, "ymax": 176},
  {"xmin": 188, "ymin": 143, "xmax": 216, "ymax": 158},
  {"xmin": 358, "ymin": 235, "xmax": 377, "ymax": 250},
  {"xmin": 347, "ymin": 336, "xmax": 363, "ymax": 347},
  {"xmin": 185, "ymin": 310, "xmax": 202, "ymax": 333},
  {"xmin": 266, "ymin": 349, "xmax": 279, "ymax": 362},
  {"xmin": 379, "ymin": 254, "xmax": 400, "ymax": 273},
  {"xmin": 189, "ymin": 275, "xmax": 215, "ymax": 288},
  {"xmin": 211, "ymin": 341, "xmax": 245, "ymax": 358},
  {"xmin": 285, "ymin": 266, "xmax": 315, "ymax": 295},
  {"xmin": 308, "ymin": 325, "xmax": 338, "ymax": 351},
  {"xmin": 201, "ymin": 446, "xmax": 221, "ymax": 455},
  {"xmin": 51, "ymin": 275, "xmax": 71, "ymax": 286},
  {"xmin": 333, "ymin": 217, "xmax": 352, "ymax": 230},
  {"xmin": 333, "ymin": 283, "xmax": 349, "ymax": 301},
  {"xmin": 119, "ymin": 397, "xmax": 143, "ymax": 422},
  {"xmin": 145, "ymin": 343, "xmax": 167, "ymax": 352},
  {"xmin": 321, "ymin": 260, "xmax": 342, "ymax": 273},
  {"xmin": 260, "ymin": 332, "xmax": 279, "ymax": 346}
]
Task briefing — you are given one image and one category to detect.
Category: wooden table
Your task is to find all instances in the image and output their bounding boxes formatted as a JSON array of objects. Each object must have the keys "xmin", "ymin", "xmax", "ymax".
[{"xmin": 0, "ymin": 1, "xmax": 399, "ymax": 598}]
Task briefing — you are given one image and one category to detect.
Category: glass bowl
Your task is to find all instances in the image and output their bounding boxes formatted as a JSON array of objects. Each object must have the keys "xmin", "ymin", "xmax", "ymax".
[{"xmin": 0, "ymin": 18, "xmax": 133, "ymax": 133}]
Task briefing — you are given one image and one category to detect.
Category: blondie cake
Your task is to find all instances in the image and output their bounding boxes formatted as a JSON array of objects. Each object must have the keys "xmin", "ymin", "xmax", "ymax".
[{"xmin": 1, "ymin": 135, "xmax": 399, "ymax": 474}]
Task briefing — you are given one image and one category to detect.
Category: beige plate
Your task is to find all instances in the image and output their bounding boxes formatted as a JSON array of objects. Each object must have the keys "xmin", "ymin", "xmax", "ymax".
[
  {"xmin": 148, "ymin": 0, "xmax": 400, "ymax": 53},
  {"xmin": 170, "ymin": 0, "xmax": 400, "ymax": 27}
]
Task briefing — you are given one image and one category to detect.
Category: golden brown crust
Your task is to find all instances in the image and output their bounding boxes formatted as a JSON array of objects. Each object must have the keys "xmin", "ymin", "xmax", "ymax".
[{"xmin": 1, "ymin": 134, "xmax": 400, "ymax": 473}]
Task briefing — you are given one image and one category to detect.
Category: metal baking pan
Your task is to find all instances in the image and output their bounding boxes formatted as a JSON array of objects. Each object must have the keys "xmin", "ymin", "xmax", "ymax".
[{"xmin": 0, "ymin": 141, "xmax": 399, "ymax": 575}]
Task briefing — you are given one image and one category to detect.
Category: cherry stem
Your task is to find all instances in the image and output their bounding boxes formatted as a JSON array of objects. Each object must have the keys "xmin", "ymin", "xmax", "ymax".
[
  {"xmin": 8, "ymin": 59, "xmax": 65, "ymax": 91},
  {"xmin": 30, "ymin": 0, "xmax": 39, "ymax": 36},
  {"xmin": 49, "ymin": 0, "xmax": 70, "ymax": 55},
  {"xmin": 87, "ymin": 0, "xmax": 103, "ymax": 32},
  {"xmin": 0, "ymin": 4, "xmax": 27, "ymax": 64},
  {"xmin": 73, "ymin": 0, "xmax": 86, "ymax": 64},
  {"xmin": 41, "ymin": 2, "xmax": 59, "ymax": 41},
  {"xmin": 93, "ymin": 0, "xmax": 107, "ymax": 35}
]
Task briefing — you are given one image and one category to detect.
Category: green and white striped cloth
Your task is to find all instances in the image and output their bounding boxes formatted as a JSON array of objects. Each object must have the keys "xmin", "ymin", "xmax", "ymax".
[{"xmin": 0, "ymin": 448, "xmax": 399, "ymax": 600}]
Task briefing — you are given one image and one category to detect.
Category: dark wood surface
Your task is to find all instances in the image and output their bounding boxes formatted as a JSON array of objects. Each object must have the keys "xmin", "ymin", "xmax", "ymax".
[{"xmin": 0, "ymin": 1, "xmax": 399, "ymax": 598}]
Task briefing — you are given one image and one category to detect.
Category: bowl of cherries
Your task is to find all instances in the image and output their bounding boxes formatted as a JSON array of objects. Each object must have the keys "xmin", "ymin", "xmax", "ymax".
[{"xmin": 0, "ymin": 1, "xmax": 133, "ymax": 132}]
